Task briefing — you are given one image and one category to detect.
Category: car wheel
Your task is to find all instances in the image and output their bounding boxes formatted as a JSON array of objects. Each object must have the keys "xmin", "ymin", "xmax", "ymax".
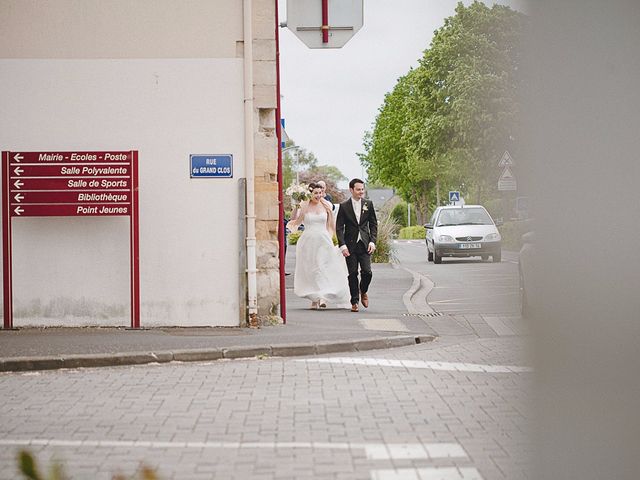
[
  {"xmin": 434, "ymin": 249, "xmax": 442, "ymax": 264},
  {"xmin": 493, "ymin": 251, "xmax": 501, "ymax": 262},
  {"xmin": 427, "ymin": 249, "xmax": 433, "ymax": 262}
]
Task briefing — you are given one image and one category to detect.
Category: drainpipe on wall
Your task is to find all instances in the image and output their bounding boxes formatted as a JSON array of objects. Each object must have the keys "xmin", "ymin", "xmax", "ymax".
[{"xmin": 243, "ymin": 0, "xmax": 258, "ymax": 326}]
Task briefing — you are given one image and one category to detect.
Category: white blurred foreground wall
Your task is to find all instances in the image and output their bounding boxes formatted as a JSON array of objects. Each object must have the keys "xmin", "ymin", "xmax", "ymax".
[
  {"xmin": 0, "ymin": 1, "xmax": 280, "ymax": 327},
  {"xmin": 524, "ymin": 1, "xmax": 640, "ymax": 478}
]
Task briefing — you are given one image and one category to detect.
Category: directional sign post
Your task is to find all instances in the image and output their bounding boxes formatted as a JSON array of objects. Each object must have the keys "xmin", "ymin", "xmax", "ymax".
[{"xmin": 2, "ymin": 151, "xmax": 140, "ymax": 329}]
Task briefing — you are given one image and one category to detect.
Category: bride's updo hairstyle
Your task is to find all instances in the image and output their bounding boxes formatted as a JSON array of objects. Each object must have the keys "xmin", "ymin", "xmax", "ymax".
[{"xmin": 308, "ymin": 182, "xmax": 321, "ymax": 192}]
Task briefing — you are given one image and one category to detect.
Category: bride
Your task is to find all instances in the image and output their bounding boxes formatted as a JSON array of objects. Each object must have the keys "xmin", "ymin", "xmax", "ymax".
[{"xmin": 287, "ymin": 183, "xmax": 350, "ymax": 309}]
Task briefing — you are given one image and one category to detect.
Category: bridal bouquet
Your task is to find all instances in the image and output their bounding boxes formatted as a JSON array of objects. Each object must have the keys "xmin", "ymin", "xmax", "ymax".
[{"xmin": 285, "ymin": 183, "xmax": 310, "ymax": 206}]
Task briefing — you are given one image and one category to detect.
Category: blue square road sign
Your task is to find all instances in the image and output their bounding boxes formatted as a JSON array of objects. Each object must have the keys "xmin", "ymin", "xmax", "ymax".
[{"xmin": 190, "ymin": 154, "xmax": 233, "ymax": 178}]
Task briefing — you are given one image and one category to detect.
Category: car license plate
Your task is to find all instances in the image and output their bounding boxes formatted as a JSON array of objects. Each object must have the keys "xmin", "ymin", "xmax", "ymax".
[{"xmin": 459, "ymin": 243, "xmax": 481, "ymax": 249}]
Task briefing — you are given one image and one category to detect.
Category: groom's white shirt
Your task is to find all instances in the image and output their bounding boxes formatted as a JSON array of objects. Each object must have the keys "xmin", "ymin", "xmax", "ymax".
[
  {"xmin": 352, "ymin": 198, "xmax": 362, "ymax": 243},
  {"xmin": 352, "ymin": 198, "xmax": 361, "ymax": 223}
]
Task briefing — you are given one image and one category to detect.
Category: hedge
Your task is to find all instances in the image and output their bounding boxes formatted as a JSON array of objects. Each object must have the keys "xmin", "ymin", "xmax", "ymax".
[{"xmin": 398, "ymin": 225, "xmax": 426, "ymax": 239}]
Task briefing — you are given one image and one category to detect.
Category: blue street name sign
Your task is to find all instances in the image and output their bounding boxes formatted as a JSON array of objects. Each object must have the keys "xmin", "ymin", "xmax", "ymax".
[
  {"xmin": 449, "ymin": 191, "xmax": 460, "ymax": 203},
  {"xmin": 190, "ymin": 154, "xmax": 233, "ymax": 178}
]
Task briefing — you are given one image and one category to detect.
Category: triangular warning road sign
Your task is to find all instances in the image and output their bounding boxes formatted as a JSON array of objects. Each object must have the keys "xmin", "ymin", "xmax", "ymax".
[
  {"xmin": 499, "ymin": 151, "xmax": 514, "ymax": 167},
  {"xmin": 499, "ymin": 166, "xmax": 514, "ymax": 180}
]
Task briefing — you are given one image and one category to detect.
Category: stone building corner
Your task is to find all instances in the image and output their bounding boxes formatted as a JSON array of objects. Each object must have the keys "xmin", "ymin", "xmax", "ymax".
[{"xmin": 251, "ymin": 0, "xmax": 280, "ymax": 320}]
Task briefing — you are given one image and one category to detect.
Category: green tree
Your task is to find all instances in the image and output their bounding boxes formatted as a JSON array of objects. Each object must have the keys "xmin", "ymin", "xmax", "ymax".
[
  {"xmin": 298, "ymin": 169, "xmax": 345, "ymax": 203},
  {"xmin": 390, "ymin": 202, "xmax": 418, "ymax": 228},
  {"xmin": 282, "ymin": 139, "xmax": 318, "ymax": 188},
  {"xmin": 309, "ymin": 164, "xmax": 347, "ymax": 185},
  {"xmin": 360, "ymin": 69, "xmax": 442, "ymax": 224},
  {"xmin": 361, "ymin": 1, "xmax": 527, "ymax": 213},
  {"xmin": 360, "ymin": 72, "xmax": 421, "ymax": 206},
  {"xmin": 422, "ymin": 1, "xmax": 527, "ymax": 202},
  {"xmin": 281, "ymin": 139, "xmax": 347, "ymax": 205}
]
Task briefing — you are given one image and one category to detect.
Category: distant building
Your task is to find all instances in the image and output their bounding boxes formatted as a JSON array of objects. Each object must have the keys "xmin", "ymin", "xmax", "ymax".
[{"xmin": 365, "ymin": 189, "xmax": 397, "ymax": 212}]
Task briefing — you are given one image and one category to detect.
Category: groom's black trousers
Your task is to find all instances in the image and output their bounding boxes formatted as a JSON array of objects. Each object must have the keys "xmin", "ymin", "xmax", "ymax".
[{"xmin": 346, "ymin": 240, "xmax": 372, "ymax": 305}]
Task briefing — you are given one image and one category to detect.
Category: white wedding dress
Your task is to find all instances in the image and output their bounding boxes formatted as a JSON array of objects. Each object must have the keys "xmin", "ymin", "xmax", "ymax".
[{"xmin": 294, "ymin": 210, "xmax": 350, "ymax": 306}]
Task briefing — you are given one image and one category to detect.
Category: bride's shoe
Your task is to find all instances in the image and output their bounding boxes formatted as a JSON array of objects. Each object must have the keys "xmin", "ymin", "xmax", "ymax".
[
  {"xmin": 319, "ymin": 299, "xmax": 327, "ymax": 309},
  {"xmin": 311, "ymin": 301, "xmax": 319, "ymax": 310}
]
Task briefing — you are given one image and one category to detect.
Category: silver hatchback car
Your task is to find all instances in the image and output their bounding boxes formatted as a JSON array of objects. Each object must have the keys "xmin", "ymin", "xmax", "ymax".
[{"xmin": 425, "ymin": 205, "xmax": 502, "ymax": 263}]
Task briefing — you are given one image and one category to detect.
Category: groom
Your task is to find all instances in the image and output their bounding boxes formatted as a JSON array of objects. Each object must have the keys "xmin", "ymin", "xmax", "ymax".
[{"xmin": 336, "ymin": 178, "xmax": 378, "ymax": 312}]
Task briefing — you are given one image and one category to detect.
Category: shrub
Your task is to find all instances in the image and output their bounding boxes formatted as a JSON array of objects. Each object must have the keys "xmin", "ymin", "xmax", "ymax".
[
  {"xmin": 17, "ymin": 450, "xmax": 65, "ymax": 480},
  {"xmin": 288, "ymin": 230, "xmax": 302, "ymax": 245},
  {"xmin": 372, "ymin": 213, "xmax": 398, "ymax": 263},
  {"xmin": 483, "ymin": 198, "xmax": 505, "ymax": 220},
  {"xmin": 17, "ymin": 450, "xmax": 159, "ymax": 480},
  {"xmin": 398, "ymin": 225, "xmax": 426, "ymax": 239},
  {"xmin": 390, "ymin": 202, "xmax": 417, "ymax": 228},
  {"xmin": 498, "ymin": 220, "xmax": 529, "ymax": 250}
]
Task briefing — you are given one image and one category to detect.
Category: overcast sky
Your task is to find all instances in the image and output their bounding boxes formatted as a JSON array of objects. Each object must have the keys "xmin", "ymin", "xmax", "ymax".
[{"xmin": 277, "ymin": 0, "xmax": 528, "ymax": 187}]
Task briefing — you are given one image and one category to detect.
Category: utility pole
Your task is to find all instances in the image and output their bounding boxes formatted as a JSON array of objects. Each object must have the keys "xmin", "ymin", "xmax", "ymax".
[{"xmin": 282, "ymin": 145, "xmax": 301, "ymax": 184}]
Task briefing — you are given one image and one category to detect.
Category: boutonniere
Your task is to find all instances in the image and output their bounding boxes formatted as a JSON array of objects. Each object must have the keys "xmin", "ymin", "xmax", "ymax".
[{"xmin": 362, "ymin": 204, "xmax": 369, "ymax": 212}]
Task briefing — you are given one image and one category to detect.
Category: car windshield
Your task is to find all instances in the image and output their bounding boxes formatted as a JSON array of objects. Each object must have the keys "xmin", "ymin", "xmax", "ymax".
[{"xmin": 436, "ymin": 208, "xmax": 493, "ymax": 227}]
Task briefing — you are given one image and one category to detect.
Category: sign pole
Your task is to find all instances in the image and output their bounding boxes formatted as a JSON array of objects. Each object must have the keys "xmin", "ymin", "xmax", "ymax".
[
  {"xmin": 131, "ymin": 151, "xmax": 140, "ymax": 328},
  {"xmin": 321, "ymin": 0, "xmax": 329, "ymax": 43},
  {"xmin": 2, "ymin": 153, "xmax": 13, "ymax": 329}
]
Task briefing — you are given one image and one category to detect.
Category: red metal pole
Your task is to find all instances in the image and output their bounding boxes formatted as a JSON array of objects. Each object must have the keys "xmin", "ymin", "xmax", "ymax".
[
  {"xmin": 322, "ymin": 0, "xmax": 329, "ymax": 43},
  {"xmin": 275, "ymin": 0, "xmax": 286, "ymax": 323},
  {"xmin": 130, "ymin": 151, "xmax": 140, "ymax": 328},
  {"xmin": 2, "ymin": 152, "xmax": 12, "ymax": 329}
]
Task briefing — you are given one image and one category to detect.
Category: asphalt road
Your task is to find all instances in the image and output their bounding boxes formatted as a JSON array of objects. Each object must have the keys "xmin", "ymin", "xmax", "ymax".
[{"xmin": 393, "ymin": 240, "xmax": 521, "ymax": 316}]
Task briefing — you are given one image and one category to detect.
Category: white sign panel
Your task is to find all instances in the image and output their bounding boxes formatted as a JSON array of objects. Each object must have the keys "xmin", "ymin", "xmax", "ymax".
[
  {"xmin": 286, "ymin": 0, "xmax": 364, "ymax": 49},
  {"xmin": 498, "ymin": 166, "xmax": 517, "ymax": 191}
]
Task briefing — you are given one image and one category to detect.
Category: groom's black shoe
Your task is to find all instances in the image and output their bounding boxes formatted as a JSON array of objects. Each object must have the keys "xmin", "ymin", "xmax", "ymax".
[
  {"xmin": 351, "ymin": 304, "xmax": 359, "ymax": 312},
  {"xmin": 361, "ymin": 292, "xmax": 369, "ymax": 308}
]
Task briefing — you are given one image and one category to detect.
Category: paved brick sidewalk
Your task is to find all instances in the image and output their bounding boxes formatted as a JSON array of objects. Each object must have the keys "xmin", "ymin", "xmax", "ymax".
[{"xmin": 0, "ymin": 336, "xmax": 531, "ymax": 479}]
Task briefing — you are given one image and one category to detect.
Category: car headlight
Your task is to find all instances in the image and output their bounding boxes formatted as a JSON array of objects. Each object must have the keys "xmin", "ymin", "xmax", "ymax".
[
  {"xmin": 437, "ymin": 235, "xmax": 455, "ymax": 243},
  {"xmin": 485, "ymin": 233, "xmax": 501, "ymax": 241}
]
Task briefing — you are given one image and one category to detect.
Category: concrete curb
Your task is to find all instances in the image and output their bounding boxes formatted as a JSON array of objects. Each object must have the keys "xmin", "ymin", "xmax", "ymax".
[
  {"xmin": 0, "ymin": 335, "xmax": 437, "ymax": 373},
  {"xmin": 400, "ymin": 266, "xmax": 437, "ymax": 315}
]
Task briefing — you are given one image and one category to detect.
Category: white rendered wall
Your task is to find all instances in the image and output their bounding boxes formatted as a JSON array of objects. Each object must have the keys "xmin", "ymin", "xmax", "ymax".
[
  {"xmin": 0, "ymin": 0, "xmax": 242, "ymax": 60},
  {"xmin": 0, "ymin": 59, "xmax": 245, "ymax": 326}
]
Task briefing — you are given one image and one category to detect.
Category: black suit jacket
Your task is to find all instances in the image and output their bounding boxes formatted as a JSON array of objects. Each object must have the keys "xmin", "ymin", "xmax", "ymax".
[{"xmin": 336, "ymin": 198, "xmax": 378, "ymax": 251}]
